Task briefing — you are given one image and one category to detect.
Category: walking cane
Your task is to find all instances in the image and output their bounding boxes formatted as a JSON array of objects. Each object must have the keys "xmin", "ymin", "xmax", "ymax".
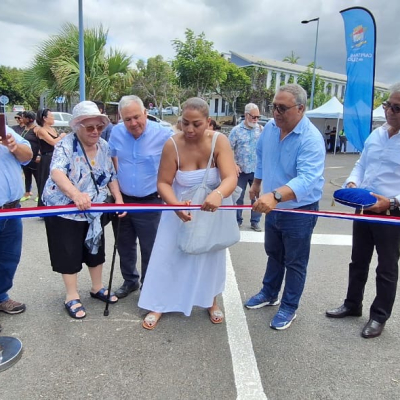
[{"xmin": 104, "ymin": 214, "xmax": 121, "ymax": 316}]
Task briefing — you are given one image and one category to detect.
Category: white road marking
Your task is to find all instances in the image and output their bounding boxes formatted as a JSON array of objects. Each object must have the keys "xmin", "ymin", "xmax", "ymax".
[
  {"xmin": 240, "ymin": 231, "xmax": 352, "ymax": 246},
  {"xmin": 224, "ymin": 250, "xmax": 268, "ymax": 400},
  {"xmin": 225, "ymin": 231, "xmax": 352, "ymax": 398}
]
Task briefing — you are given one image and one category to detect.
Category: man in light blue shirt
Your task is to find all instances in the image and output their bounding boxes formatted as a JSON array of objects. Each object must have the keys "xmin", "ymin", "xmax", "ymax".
[
  {"xmin": 229, "ymin": 103, "xmax": 263, "ymax": 231},
  {"xmin": 108, "ymin": 95, "xmax": 173, "ymax": 297},
  {"xmin": 0, "ymin": 126, "xmax": 32, "ymax": 319},
  {"xmin": 244, "ymin": 84, "xmax": 325, "ymax": 330}
]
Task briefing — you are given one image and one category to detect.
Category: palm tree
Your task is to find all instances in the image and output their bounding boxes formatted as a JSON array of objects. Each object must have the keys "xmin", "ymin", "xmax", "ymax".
[
  {"xmin": 283, "ymin": 51, "xmax": 300, "ymax": 64},
  {"xmin": 24, "ymin": 23, "xmax": 134, "ymax": 105}
]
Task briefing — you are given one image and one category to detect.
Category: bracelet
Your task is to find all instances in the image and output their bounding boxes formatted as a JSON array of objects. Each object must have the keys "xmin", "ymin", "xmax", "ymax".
[
  {"xmin": 389, "ymin": 198, "xmax": 397, "ymax": 211},
  {"xmin": 214, "ymin": 190, "xmax": 224, "ymax": 200}
]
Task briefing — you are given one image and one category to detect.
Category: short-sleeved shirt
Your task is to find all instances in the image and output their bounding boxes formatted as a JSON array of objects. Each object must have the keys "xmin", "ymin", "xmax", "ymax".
[
  {"xmin": 255, "ymin": 117, "xmax": 325, "ymax": 209},
  {"xmin": 0, "ymin": 127, "xmax": 31, "ymax": 205},
  {"xmin": 42, "ymin": 133, "xmax": 117, "ymax": 221},
  {"xmin": 108, "ymin": 120, "xmax": 173, "ymax": 197},
  {"xmin": 229, "ymin": 122, "xmax": 262, "ymax": 174}
]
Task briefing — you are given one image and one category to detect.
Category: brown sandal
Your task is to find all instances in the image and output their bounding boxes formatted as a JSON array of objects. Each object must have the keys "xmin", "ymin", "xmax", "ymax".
[{"xmin": 142, "ymin": 312, "xmax": 162, "ymax": 330}]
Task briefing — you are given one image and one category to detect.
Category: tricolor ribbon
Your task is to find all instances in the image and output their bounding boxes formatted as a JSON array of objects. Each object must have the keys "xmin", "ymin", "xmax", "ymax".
[{"xmin": 1, "ymin": 204, "xmax": 400, "ymax": 226}]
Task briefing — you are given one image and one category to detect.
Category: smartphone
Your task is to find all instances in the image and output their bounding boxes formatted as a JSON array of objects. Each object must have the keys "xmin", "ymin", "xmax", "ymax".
[{"xmin": 0, "ymin": 114, "xmax": 6, "ymax": 140}]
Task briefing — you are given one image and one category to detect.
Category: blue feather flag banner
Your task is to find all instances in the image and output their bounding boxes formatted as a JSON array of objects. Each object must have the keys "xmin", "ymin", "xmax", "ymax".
[{"xmin": 340, "ymin": 7, "xmax": 377, "ymax": 151}]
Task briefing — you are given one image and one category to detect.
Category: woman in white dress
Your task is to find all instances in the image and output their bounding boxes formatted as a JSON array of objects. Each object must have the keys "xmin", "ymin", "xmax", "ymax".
[{"xmin": 138, "ymin": 98, "xmax": 237, "ymax": 329}]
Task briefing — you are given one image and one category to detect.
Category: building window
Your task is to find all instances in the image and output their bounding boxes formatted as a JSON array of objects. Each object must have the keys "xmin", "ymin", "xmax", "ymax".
[
  {"xmin": 221, "ymin": 99, "xmax": 226, "ymax": 114},
  {"xmin": 334, "ymin": 84, "xmax": 339, "ymax": 96},
  {"xmin": 214, "ymin": 98, "xmax": 219, "ymax": 114}
]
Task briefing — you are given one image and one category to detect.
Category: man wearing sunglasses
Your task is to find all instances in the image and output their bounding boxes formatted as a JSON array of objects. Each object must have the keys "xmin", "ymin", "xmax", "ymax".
[
  {"xmin": 326, "ymin": 83, "xmax": 400, "ymax": 339},
  {"xmin": 229, "ymin": 103, "xmax": 263, "ymax": 231},
  {"xmin": 244, "ymin": 84, "xmax": 325, "ymax": 330}
]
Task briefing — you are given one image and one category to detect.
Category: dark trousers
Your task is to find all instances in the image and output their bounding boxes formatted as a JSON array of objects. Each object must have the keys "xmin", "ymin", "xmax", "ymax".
[
  {"xmin": 22, "ymin": 164, "xmax": 39, "ymax": 194},
  {"xmin": 0, "ymin": 217, "xmax": 22, "ymax": 303},
  {"xmin": 236, "ymin": 172, "xmax": 261, "ymax": 224},
  {"xmin": 37, "ymin": 153, "xmax": 53, "ymax": 207},
  {"xmin": 345, "ymin": 212, "xmax": 400, "ymax": 323},
  {"xmin": 261, "ymin": 202, "xmax": 319, "ymax": 314},
  {"xmin": 112, "ymin": 193, "xmax": 162, "ymax": 286}
]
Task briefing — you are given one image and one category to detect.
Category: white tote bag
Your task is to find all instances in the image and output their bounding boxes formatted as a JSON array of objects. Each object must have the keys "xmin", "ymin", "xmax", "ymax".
[{"xmin": 177, "ymin": 133, "xmax": 240, "ymax": 255}]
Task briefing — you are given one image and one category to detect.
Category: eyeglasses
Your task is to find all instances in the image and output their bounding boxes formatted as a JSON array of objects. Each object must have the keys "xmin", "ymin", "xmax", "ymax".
[
  {"xmin": 246, "ymin": 113, "xmax": 260, "ymax": 120},
  {"xmin": 382, "ymin": 101, "xmax": 400, "ymax": 114},
  {"xmin": 80, "ymin": 123, "xmax": 105, "ymax": 133},
  {"xmin": 269, "ymin": 103, "xmax": 300, "ymax": 114},
  {"xmin": 15, "ymin": 117, "xmax": 21, "ymax": 120}
]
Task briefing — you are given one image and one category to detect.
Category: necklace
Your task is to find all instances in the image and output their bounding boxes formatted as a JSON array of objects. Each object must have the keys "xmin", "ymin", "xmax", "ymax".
[{"xmin": 90, "ymin": 159, "xmax": 95, "ymax": 166}]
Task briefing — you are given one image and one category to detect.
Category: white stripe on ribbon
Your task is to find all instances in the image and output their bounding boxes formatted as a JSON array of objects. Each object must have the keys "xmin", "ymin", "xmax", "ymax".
[{"xmin": 1, "ymin": 203, "xmax": 400, "ymax": 225}]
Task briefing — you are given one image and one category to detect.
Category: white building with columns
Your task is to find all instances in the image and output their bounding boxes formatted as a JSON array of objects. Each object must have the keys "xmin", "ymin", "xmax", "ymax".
[{"xmin": 209, "ymin": 51, "xmax": 389, "ymax": 116}]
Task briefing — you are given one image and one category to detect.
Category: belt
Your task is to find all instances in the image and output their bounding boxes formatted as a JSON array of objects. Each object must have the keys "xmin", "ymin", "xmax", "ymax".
[
  {"xmin": 41, "ymin": 151, "xmax": 53, "ymax": 156},
  {"xmin": 0, "ymin": 200, "xmax": 20, "ymax": 209},
  {"xmin": 122, "ymin": 192, "xmax": 159, "ymax": 201}
]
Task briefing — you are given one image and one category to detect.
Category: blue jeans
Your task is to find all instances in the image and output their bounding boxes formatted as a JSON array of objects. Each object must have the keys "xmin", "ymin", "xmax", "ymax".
[
  {"xmin": 236, "ymin": 172, "xmax": 261, "ymax": 224},
  {"xmin": 0, "ymin": 217, "xmax": 23, "ymax": 303},
  {"xmin": 261, "ymin": 202, "xmax": 318, "ymax": 314}
]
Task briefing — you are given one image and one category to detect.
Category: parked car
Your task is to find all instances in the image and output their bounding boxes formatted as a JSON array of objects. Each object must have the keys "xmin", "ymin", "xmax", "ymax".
[
  {"xmin": 147, "ymin": 107, "xmax": 159, "ymax": 116},
  {"xmin": 146, "ymin": 114, "xmax": 172, "ymax": 128},
  {"xmin": 237, "ymin": 115, "xmax": 271, "ymax": 127},
  {"xmin": 52, "ymin": 112, "xmax": 73, "ymax": 127},
  {"xmin": 12, "ymin": 105, "xmax": 25, "ymax": 112},
  {"xmin": 162, "ymin": 106, "xmax": 179, "ymax": 115}
]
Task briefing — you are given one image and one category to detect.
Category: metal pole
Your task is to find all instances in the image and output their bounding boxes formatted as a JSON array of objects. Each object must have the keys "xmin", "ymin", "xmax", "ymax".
[
  {"xmin": 302, "ymin": 18, "xmax": 320, "ymax": 110},
  {"xmin": 310, "ymin": 19, "xmax": 319, "ymax": 110},
  {"xmin": 78, "ymin": 0, "xmax": 85, "ymax": 101}
]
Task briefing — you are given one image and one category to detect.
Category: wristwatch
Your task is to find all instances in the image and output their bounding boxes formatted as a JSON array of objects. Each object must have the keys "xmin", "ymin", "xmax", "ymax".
[
  {"xmin": 389, "ymin": 198, "xmax": 398, "ymax": 211},
  {"xmin": 272, "ymin": 190, "xmax": 282, "ymax": 203}
]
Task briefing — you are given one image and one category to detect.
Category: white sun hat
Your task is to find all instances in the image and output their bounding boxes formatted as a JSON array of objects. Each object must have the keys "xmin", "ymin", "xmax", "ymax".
[{"xmin": 69, "ymin": 101, "xmax": 110, "ymax": 130}]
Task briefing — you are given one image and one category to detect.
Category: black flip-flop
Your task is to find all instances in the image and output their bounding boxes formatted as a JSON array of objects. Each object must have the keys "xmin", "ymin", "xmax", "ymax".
[
  {"xmin": 64, "ymin": 299, "xmax": 86, "ymax": 319},
  {"xmin": 90, "ymin": 288, "xmax": 118, "ymax": 304}
]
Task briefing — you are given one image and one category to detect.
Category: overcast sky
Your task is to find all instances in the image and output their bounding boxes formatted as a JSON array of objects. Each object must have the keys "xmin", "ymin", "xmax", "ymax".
[{"xmin": 0, "ymin": 0, "xmax": 398, "ymax": 85}]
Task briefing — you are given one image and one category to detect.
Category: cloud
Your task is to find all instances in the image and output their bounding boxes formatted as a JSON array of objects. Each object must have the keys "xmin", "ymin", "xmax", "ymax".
[{"xmin": 0, "ymin": 0, "xmax": 398, "ymax": 85}]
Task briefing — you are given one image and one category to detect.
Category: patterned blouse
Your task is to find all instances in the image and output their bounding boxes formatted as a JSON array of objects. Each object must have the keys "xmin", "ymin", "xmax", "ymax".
[{"xmin": 42, "ymin": 133, "xmax": 117, "ymax": 221}]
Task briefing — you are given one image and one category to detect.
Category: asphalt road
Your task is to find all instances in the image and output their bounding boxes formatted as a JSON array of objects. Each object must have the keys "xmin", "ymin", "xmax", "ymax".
[{"xmin": 1, "ymin": 153, "xmax": 400, "ymax": 400}]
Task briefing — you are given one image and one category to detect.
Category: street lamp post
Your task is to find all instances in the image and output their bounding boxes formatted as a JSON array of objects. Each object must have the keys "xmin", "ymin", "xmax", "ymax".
[{"xmin": 301, "ymin": 17, "xmax": 320, "ymax": 110}]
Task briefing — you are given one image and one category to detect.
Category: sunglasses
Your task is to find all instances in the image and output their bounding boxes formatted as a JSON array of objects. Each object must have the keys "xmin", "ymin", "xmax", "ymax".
[
  {"xmin": 80, "ymin": 123, "xmax": 105, "ymax": 133},
  {"xmin": 269, "ymin": 103, "xmax": 300, "ymax": 114},
  {"xmin": 382, "ymin": 101, "xmax": 400, "ymax": 114},
  {"xmin": 246, "ymin": 113, "xmax": 260, "ymax": 120}
]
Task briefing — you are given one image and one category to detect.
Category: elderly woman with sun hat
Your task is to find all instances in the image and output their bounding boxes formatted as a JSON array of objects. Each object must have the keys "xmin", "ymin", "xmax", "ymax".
[{"xmin": 42, "ymin": 101, "xmax": 125, "ymax": 319}]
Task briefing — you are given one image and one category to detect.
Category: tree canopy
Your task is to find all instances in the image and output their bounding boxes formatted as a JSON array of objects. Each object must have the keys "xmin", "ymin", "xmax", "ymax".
[
  {"xmin": 23, "ymin": 23, "xmax": 134, "ymax": 106},
  {"xmin": 172, "ymin": 29, "xmax": 227, "ymax": 99}
]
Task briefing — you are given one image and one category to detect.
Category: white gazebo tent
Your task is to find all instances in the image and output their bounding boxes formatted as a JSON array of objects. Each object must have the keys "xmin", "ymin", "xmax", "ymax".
[
  {"xmin": 373, "ymin": 104, "xmax": 386, "ymax": 122},
  {"xmin": 306, "ymin": 97, "xmax": 344, "ymax": 153}
]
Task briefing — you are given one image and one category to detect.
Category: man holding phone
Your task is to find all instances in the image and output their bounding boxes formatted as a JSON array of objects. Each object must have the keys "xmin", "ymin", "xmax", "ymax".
[{"xmin": 0, "ymin": 117, "xmax": 32, "ymax": 319}]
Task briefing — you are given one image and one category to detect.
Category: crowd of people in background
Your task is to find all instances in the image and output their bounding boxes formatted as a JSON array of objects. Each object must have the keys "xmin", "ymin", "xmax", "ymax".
[{"xmin": 1, "ymin": 82, "xmax": 400, "ymax": 340}]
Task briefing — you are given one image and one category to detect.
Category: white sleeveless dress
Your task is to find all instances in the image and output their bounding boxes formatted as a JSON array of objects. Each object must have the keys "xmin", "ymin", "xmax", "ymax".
[{"xmin": 138, "ymin": 161, "xmax": 226, "ymax": 316}]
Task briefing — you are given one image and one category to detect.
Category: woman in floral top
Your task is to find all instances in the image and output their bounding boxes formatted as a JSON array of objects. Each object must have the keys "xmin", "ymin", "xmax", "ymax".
[{"xmin": 43, "ymin": 101, "xmax": 125, "ymax": 319}]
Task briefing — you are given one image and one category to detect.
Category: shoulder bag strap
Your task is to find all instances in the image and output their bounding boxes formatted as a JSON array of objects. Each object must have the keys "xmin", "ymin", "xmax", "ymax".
[
  {"xmin": 201, "ymin": 132, "xmax": 220, "ymax": 185},
  {"xmin": 74, "ymin": 134, "xmax": 99, "ymax": 195}
]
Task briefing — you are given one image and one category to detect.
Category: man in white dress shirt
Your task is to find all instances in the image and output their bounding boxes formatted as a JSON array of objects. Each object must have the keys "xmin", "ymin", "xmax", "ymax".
[{"xmin": 326, "ymin": 83, "xmax": 400, "ymax": 339}]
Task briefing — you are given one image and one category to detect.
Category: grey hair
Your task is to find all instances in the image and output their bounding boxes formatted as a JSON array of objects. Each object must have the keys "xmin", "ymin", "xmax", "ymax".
[
  {"xmin": 277, "ymin": 84, "xmax": 307, "ymax": 107},
  {"xmin": 244, "ymin": 103, "xmax": 259, "ymax": 113},
  {"xmin": 181, "ymin": 97, "xmax": 209, "ymax": 118},
  {"xmin": 389, "ymin": 83, "xmax": 400, "ymax": 96},
  {"xmin": 118, "ymin": 95, "xmax": 145, "ymax": 113}
]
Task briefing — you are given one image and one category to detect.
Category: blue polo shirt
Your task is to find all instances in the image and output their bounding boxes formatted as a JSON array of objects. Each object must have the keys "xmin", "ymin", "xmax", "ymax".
[
  {"xmin": 255, "ymin": 116, "xmax": 325, "ymax": 209},
  {"xmin": 0, "ymin": 126, "xmax": 31, "ymax": 205},
  {"xmin": 108, "ymin": 120, "xmax": 172, "ymax": 197}
]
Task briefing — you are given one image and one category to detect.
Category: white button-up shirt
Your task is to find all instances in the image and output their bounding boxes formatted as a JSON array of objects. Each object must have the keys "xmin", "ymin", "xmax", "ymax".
[{"xmin": 345, "ymin": 124, "xmax": 400, "ymax": 202}]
